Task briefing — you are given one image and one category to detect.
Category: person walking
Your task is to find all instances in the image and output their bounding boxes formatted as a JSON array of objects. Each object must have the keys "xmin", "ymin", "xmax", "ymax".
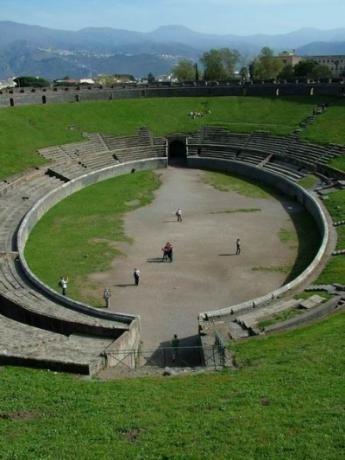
[
  {"xmin": 176, "ymin": 208, "xmax": 182, "ymax": 222},
  {"xmin": 236, "ymin": 238, "xmax": 241, "ymax": 255},
  {"xmin": 171, "ymin": 334, "xmax": 180, "ymax": 362},
  {"xmin": 103, "ymin": 288, "xmax": 111, "ymax": 308},
  {"xmin": 59, "ymin": 276, "xmax": 68, "ymax": 296},
  {"xmin": 133, "ymin": 268, "xmax": 140, "ymax": 286}
]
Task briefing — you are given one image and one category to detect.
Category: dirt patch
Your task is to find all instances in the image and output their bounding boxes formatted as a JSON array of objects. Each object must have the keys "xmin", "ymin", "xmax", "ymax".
[
  {"xmin": 119, "ymin": 427, "xmax": 144, "ymax": 443},
  {"xmin": 0, "ymin": 411, "xmax": 38, "ymax": 421},
  {"xmin": 77, "ymin": 167, "xmax": 299, "ymax": 348}
]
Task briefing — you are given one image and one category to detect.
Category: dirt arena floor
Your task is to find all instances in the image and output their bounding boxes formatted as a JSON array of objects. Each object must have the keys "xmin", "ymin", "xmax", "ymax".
[{"xmin": 87, "ymin": 167, "xmax": 301, "ymax": 349}]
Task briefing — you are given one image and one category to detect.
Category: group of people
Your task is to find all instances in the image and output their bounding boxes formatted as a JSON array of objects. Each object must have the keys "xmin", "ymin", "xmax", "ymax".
[
  {"xmin": 188, "ymin": 110, "xmax": 211, "ymax": 120},
  {"xmin": 58, "ymin": 207, "xmax": 242, "ymax": 310}
]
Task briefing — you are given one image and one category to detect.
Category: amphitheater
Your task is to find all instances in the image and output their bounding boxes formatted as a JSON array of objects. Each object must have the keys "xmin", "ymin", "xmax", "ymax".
[{"xmin": 0, "ymin": 92, "xmax": 345, "ymax": 376}]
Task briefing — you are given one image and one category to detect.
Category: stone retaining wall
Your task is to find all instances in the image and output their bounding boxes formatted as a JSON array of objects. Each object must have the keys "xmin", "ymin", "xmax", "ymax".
[
  {"xmin": 1, "ymin": 83, "xmax": 345, "ymax": 108},
  {"xmin": 17, "ymin": 158, "xmax": 167, "ymax": 328},
  {"xmin": 187, "ymin": 157, "xmax": 330, "ymax": 319}
]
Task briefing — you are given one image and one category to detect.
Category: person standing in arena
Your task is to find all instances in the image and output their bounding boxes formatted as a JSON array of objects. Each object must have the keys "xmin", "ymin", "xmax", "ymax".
[{"xmin": 236, "ymin": 238, "xmax": 241, "ymax": 255}]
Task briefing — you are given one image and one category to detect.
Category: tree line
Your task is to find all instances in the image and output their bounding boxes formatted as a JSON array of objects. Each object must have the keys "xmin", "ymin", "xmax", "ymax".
[{"xmin": 172, "ymin": 47, "xmax": 334, "ymax": 82}]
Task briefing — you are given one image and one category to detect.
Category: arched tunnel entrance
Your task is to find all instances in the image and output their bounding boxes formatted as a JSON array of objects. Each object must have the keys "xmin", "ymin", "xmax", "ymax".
[{"xmin": 168, "ymin": 139, "xmax": 187, "ymax": 165}]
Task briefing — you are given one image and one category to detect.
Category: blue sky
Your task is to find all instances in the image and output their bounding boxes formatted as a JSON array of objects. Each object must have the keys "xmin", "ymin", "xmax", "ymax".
[{"xmin": 1, "ymin": 0, "xmax": 344, "ymax": 35}]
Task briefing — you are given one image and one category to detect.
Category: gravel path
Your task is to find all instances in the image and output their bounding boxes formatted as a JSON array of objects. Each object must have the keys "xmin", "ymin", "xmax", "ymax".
[{"xmin": 88, "ymin": 167, "xmax": 299, "ymax": 349}]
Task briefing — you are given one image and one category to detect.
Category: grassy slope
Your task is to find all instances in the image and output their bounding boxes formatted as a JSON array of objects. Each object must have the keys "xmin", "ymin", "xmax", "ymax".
[
  {"xmin": 0, "ymin": 96, "xmax": 320, "ymax": 180},
  {"xmin": 303, "ymin": 99, "xmax": 345, "ymax": 145},
  {"xmin": 0, "ymin": 311, "xmax": 344, "ymax": 459},
  {"xmin": 25, "ymin": 171, "xmax": 160, "ymax": 303},
  {"xmin": 329, "ymin": 156, "xmax": 345, "ymax": 173},
  {"xmin": 317, "ymin": 190, "xmax": 345, "ymax": 284}
]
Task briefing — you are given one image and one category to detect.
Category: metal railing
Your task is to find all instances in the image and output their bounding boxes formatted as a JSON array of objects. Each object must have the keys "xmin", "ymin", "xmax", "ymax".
[{"xmin": 105, "ymin": 344, "xmax": 226, "ymax": 370}]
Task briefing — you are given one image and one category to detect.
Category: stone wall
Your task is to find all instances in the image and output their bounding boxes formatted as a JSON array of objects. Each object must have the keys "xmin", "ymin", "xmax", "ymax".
[
  {"xmin": 1, "ymin": 83, "xmax": 345, "ymax": 108},
  {"xmin": 187, "ymin": 157, "xmax": 330, "ymax": 319},
  {"xmin": 17, "ymin": 158, "xmax": 167, "ymax": 325}
]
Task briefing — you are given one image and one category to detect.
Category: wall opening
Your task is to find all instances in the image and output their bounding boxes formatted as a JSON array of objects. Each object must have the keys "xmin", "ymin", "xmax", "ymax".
[{"xmin": 168, "ymin": 140, "xmax": 187, "ymax": 164}]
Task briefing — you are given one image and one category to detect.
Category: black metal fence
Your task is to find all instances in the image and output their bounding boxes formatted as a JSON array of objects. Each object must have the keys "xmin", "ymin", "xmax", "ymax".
[{"xmin": 105, "ymin": 342, "xmax": 226, "ymax": 370}]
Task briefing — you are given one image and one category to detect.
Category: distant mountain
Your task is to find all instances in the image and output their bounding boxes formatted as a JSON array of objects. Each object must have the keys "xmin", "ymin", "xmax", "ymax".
[
  {"xmin": 1, "ymin": 21, "xmax": 345, "ymax": 79},
  {"xmin": 298, "ymin": 41, "xmax": 345, "ymax": 56}
]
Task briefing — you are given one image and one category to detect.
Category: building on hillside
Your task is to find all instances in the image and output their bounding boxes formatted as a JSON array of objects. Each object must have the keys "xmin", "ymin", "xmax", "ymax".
[
  {"xmin": 0, "ymin": 77, "xmax": 17, "ymax": 90},
  {"xmin": 306, "ymin": 55, "xmax": 345, "ymax": 78},
  {"xmin": 276, "ymin": 51, "xmax": 345, "ymax": 77},
  {"xmin": 276, "ymin": 51, "xmax": 303, "ymax": 67},
  {"xmin": 79, "ymin": 78, "xmax": 95, "ymax": 85},
  {"xmin": 156, "ymin": 74, "xmax": 178, "ymax": 83}
]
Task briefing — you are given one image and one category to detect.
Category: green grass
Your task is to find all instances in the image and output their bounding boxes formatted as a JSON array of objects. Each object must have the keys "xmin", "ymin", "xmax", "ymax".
[
  {"xmin": 0, "ymin": 311, "xmax": 344, "ymax": 459},
  {"xmin": 336, "ymin": 225, "xmax": 345, "ymax": 250},
  {"xmin": 295, "ymin": 290, "xmax": 332, "ymax": 302},
  {"xmin": 329, "ymin": 156, "xmax": 345, "ymax": 173},
  {"xmin": 317, "ymin": 255, "xmax": 345, "ymax": 285},
  {"xmin": 298, "ymin": 174, "xmax": 319, "ymax": 189},
  {"xmin": 257, "ymin": 307, "xmax": 305, "ymax": 329},
  {"xmin": 25, "ymin": 171, "xmax": 160, "ymax": 304},
  {"xmin": 210, "ymin": 207, "xmax": 261, "ymax": 214},
  {"xmin": 0, "ymin": 96, "xmax": 327, "ymax": 180},
  {"xmin": 278, "ymin": 226, "xmax": 297, "ymax": 244},
  {"xmin": 303, "ymin": 99, "xmax": 345, "ymax": 144},
  {"xmin": 252, "ymin": 265, "xmax": 291, "ymax": 274},
  {"xmin": 203, "ymin": 170, "xmax": 275, "ymax": 199},
  {"xmin": 322, "ymin": 190, "xmax": 345, "ymax": 222}
]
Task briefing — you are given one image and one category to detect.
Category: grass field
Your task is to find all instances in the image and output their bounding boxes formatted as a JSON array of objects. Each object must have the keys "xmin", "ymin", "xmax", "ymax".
[
  {"xmin": 0, "ymin": 96, "xmax": 329, "ymax": 180},
  {"xmin": 25, "ymin": 171, "xmax": 160, "ymax": 304},
  {"xmin": 297, "ymin": 174, "xmax": 319, "ymax": 189},
  {"xmin": 0, "ymin": 310, "xmax": 344, "ymax": 459},
  {"xmin": 329, "ymin": 156, "xmax": 345, "ymax": 173},
  {"xmin": 322, "ymin": 190, "xmax": 345, "ymax": 222},
  {"xmin": 203, "ymin": 170, "xmax": 275, "ymax": 199},
  {"xmin": 303, "ymin": 99, "xmax": 345, "ymax": 145}
]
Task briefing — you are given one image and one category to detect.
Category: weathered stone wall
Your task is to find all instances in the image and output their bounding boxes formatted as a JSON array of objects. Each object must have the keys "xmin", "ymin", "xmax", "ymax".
[
  {"xmin": 1, "ymin": 83, "xmax": 345, "ymax": 108},
  {"xmin": 187, "ymin": 157, "xmax": 330, "ymax": 319},
  {"xmin": 17, "ymin": 158, "xmax": 167, "ymax": 325}
]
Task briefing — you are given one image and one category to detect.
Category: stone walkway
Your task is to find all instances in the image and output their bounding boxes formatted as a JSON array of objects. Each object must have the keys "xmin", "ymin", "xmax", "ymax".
[{"xmin": 87, "ymin": 167, "xmax": 300, "ymax": 348}]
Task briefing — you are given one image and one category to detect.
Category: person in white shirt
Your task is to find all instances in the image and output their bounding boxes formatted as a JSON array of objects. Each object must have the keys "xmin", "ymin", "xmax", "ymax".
[
  {"xmin": 133, "ymin": 268, "xmax": 140, "ymax": 286},
  {"xmin": 176, "ymin": 208, "xmax": 182, "ymax": 222}
]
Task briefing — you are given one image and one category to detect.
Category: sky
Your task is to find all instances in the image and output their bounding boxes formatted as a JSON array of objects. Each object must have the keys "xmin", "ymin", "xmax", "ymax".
[{"xmin": 1, "ymin": 0, "xmax": 344, "ymax": 35}]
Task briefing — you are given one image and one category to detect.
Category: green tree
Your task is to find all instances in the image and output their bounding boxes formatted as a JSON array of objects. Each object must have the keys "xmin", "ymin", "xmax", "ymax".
[
  {"xmin": 312, "ymin": 64, "xmax": 332, "ymax": 79},
  {"xmin": 14, "ymin": 76, "xmax": 50, "ymax": 88},
  {"xmin": 201, "ymin": 48, "xmax": 240, "ymax": 81},
  {"xmin": 252, "ymin": 47, "xmax": 283, "ymax": 80},
  {"xmin": 239, "ymin": 66, "xmax": 249, "ymax": 81},
  {"xmin": 147, "ymin": 72, "xmax": 155, "ymax": 84},
  {"xmin": 172, "ymin": 59, "xmax": 196, "ymax": 82},
  {"xmin": 278, "ymin": 64, "xmax": 295, "ymax": 80},
  {"xmin": 294, "ymin": 60, "xmax": 317, "ymax": 78}
]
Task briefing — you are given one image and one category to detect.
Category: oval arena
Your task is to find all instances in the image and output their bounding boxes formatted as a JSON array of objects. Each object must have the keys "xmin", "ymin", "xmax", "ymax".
[{"xmin": 0, "ymin": 120, "xmax": 344, "ymax": 375}]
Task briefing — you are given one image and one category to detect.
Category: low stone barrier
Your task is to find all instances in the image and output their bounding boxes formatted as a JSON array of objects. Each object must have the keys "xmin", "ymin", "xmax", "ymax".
[
  {"xmin": 188, "ymin": 157, "xmax": 330, "ymax": 320},
  {"xmin": 17, "ymin": 157, "xmax": 167, "ymax": 325}
]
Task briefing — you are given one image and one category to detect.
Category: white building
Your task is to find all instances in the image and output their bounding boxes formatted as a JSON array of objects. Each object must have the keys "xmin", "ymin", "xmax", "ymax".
[{"xmin": 0, "ymin": 77, "xmax": 17, "ymax": 90}]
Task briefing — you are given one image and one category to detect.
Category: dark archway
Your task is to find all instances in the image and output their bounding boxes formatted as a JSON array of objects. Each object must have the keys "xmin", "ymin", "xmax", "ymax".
[{"xmin": 168, "ymin": 140, "xmax": 187, "ymax": 164}]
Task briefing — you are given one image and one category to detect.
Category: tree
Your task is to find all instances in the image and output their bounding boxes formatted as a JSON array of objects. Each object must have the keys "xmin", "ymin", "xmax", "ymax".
[
  {"xmin": 294, "ymin": 60, "xmax": 317, "ymax": 78},
  {"xmin": 252, "ymin": 47, "xmax": 283, "ymax": 80},
  {"xmin": 311, "ymin": 64, "xmax": 332, "ymax": 80},
  {"xmin": 194, "ymin": 63, "xmax": 200, "ymax": 82},
  {"xmin": 278, "ymin": 64, "xmax": 295, "ymax": 80},
  {"xmin": 172, "ymin": 59, "xmax": 196, "ymax": 82},
  {"xmin": 147, "ymin": 73, "xmax": 155, "ymax": 84},
  {"xmin": 239, "ymin": 66, "xmax": 249, "ymax": 81},
  {"xmin": 201, "ymin": 48, "xmax": 240, "ymax": 81},
  {"xmin": 14, "ymin": 76, "xmax": 50, "ymax": 88}
]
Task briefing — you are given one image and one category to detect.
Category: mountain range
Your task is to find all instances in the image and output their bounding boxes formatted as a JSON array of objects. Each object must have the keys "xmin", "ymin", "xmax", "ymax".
[{"xmin": 1, "ymin": 21, "xmax": 345, "ymax": 80}]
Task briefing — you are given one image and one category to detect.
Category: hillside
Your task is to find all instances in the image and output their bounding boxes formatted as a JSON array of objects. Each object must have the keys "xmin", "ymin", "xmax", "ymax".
[
  {"xmin": 0, "ymin": 310, "xmax": 344, "ymax": 459},
  {"xmin": 2, "ymin": 21, "xmax": 345, "ymax": 78},
  {"xmin": 0, "ymin": 96, "xmax": 332, "ymax": 180}
]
